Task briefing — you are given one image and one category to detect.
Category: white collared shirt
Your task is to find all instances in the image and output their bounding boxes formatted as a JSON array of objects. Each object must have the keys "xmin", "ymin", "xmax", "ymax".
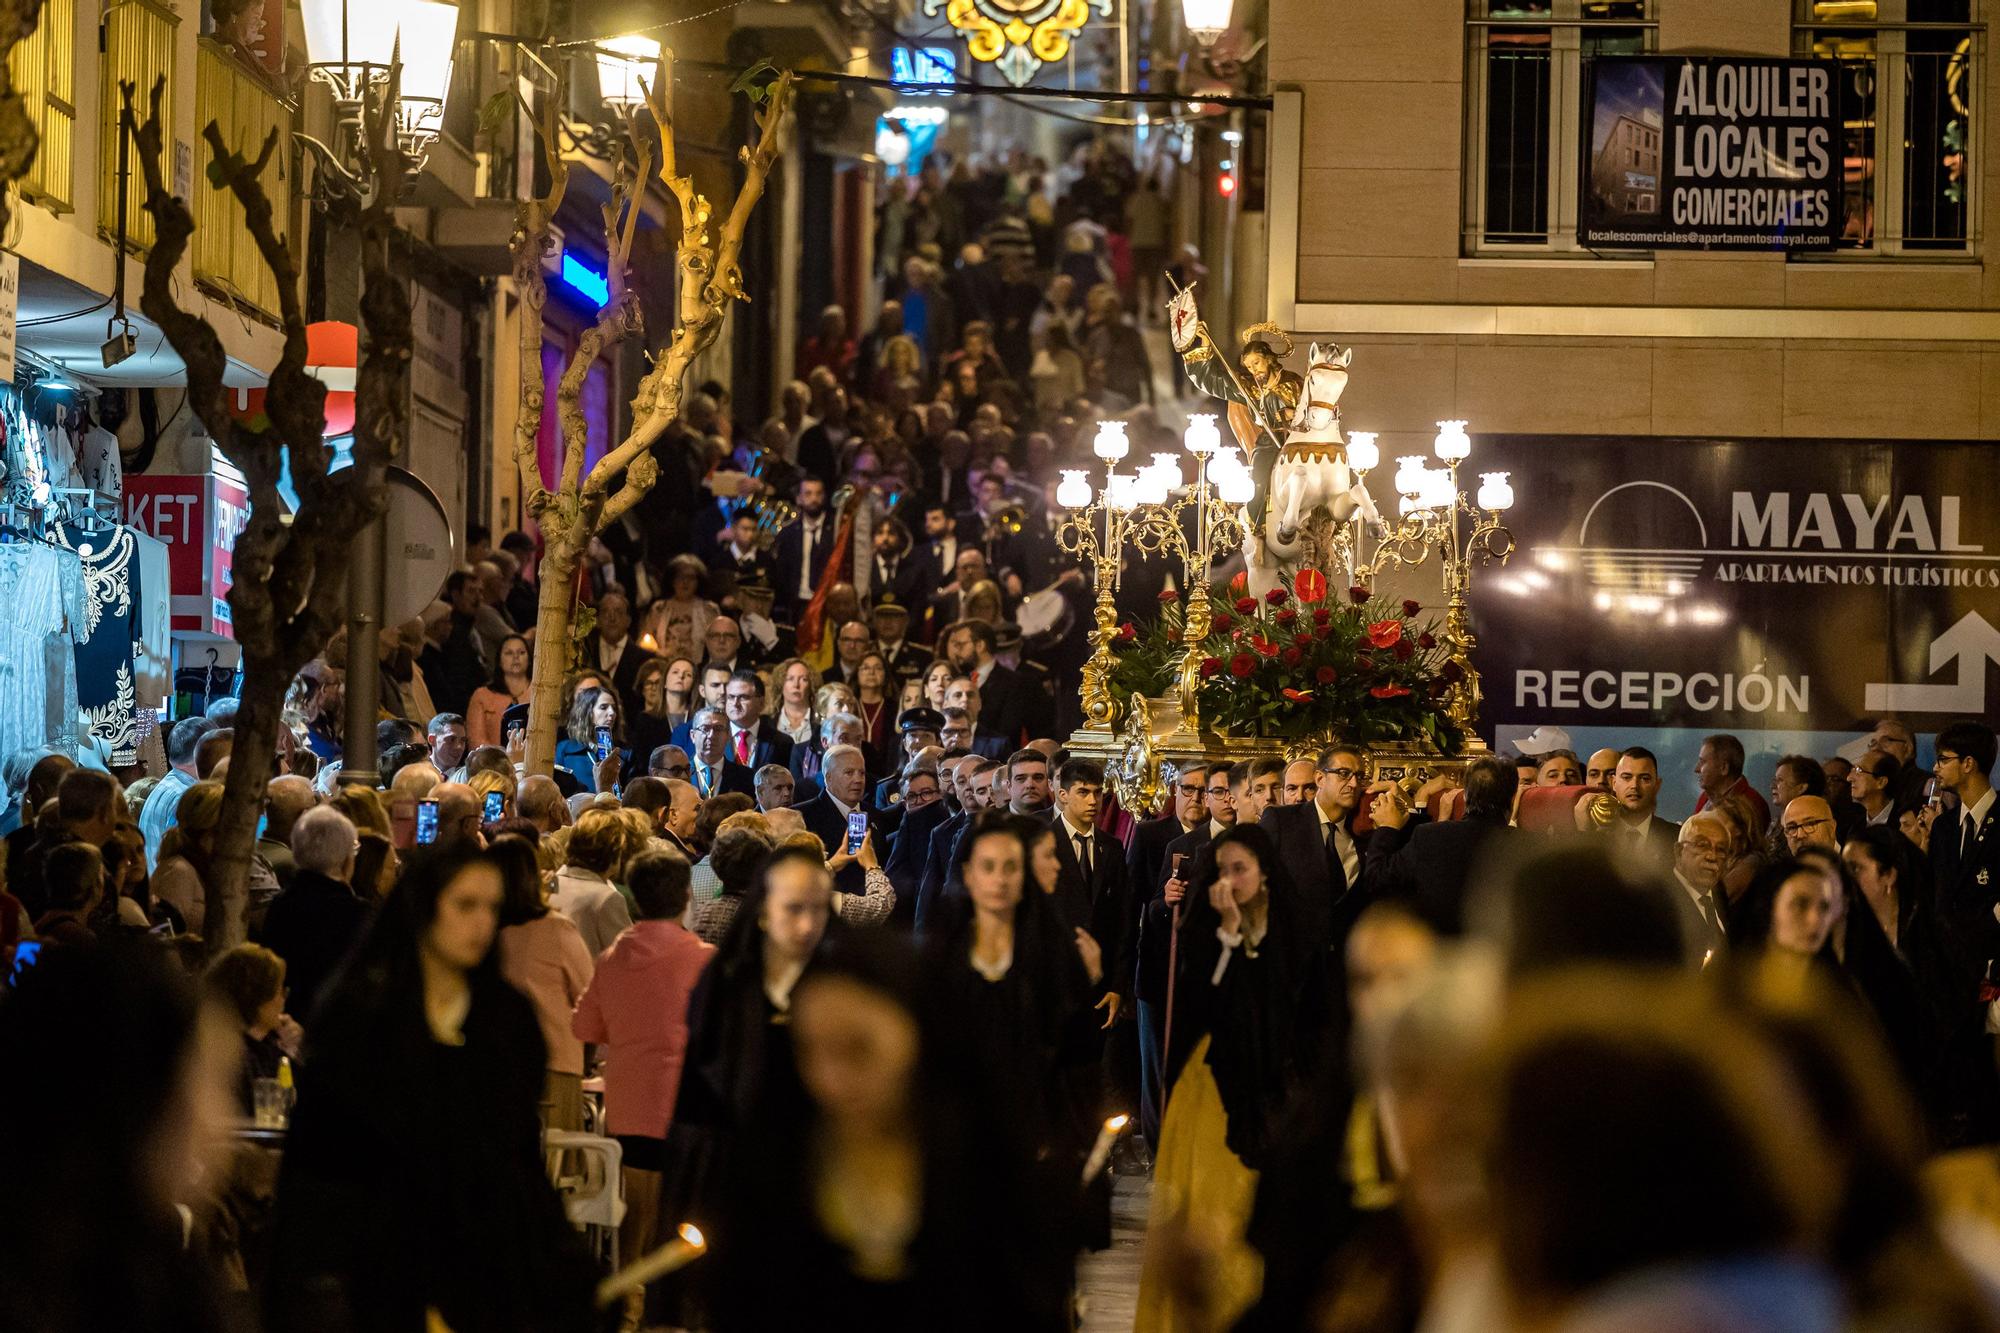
[
  {"xmin": 1316, "ymin": 800, "xmax": 1360, "ymax": 888},
  {"xmin": 599, "ymin": 635, "xmax": 628, "ymax": 672},
  {"xmin": 1962, "ymin": 788, "xmax": 1996, "ymax": 849}
]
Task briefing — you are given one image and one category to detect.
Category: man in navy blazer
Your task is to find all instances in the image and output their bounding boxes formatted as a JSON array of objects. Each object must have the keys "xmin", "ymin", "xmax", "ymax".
[
  {"xmin": 1931, "ymin": 722, "xmax": 2000, "ymax": 976},
  {"xmin": 683, "ymin": 708, "xmax": 756, "ymax": 799},
  {"xmin": 1258, "ymin": 743, "xmax": 1372, "ymax": 957},
  {"xmin": 722, "ymin": 669, "xmax": 795, "ymax": 770},
  {"xmin": 772, "ymin": 475, "xmax": 839, "ymax": 619},
  {"xmin": 1047, "ymin": 758, "xmax": 1133, "ymax": 1023},
  {"xmin": 793, "ymin": 743, "xmax": 875, "ymax": 895}
]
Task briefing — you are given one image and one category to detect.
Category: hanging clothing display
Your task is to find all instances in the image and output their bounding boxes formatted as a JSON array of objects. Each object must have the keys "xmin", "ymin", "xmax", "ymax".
[
  {"xmin": 0, "ymin": 541, "xmax": 86, "ymax": 759},
  {"xmin": 132, "ymin": 529, "xmax": 171, "ymax": 715},
  {"xmin": 50, "ymin": 520, "xmax": 140, "ymax": 764}
]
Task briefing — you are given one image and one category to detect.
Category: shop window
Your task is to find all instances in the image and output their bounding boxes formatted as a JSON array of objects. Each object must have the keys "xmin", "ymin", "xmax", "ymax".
[
  {"xmin": 1464, "ymin": 0, "xmax": 1655, "ymax": 252},
  {"xmin": 1794, "ymin": 0, "xmax": 1977, "ymax": 254}
]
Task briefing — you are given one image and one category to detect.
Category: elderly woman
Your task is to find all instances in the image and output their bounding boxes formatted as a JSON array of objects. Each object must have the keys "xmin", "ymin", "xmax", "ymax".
[{"xmin": 643, "ymin": 556, "xmax": 720, "ymax": 662}]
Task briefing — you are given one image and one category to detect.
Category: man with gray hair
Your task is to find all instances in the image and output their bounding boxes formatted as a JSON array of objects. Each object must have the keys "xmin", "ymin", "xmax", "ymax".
[
  {"xmin": 391, "ymin": 760, "xmax": 444, "ymax": 801},
  {"xmin": 755, "ymin": 763, "xmax": 796, "ymax": 812},
  {"xmin": 517, "ymin": 774, "xmax": 569, "ymax": 834},
  {"xmin": 1673, "ymin": 810, "xmax": 1732, "ymax": 960},
  {"xmin": 792, "ymin": 711, "xmax": 866, "ymax": 799},
  {"xmin": 258, "ymin": 775, "xmax": 317, "ymax": 890},
  {"xmin": 794, "ymin": 742, "xmax": 874, "ymax": 894},
  {"xmin": 262, "ymin": 804, "xmax": 370, "ymax": 1022}
]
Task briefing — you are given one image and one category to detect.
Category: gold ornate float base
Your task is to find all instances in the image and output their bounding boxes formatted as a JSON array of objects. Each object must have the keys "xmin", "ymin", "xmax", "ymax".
[{"xmin": 1066, "ymin": 693, "xmax": 1472, "ymax": 815}]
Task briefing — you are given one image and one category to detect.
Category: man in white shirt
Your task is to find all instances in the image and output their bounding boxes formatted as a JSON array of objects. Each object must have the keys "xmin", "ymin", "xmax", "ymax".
[{"xmin": 1672, "ymin": 811, "xmax": 1730, "ymax": 960}]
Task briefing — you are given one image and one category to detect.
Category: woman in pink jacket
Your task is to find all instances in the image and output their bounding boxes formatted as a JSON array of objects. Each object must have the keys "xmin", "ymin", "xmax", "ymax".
[{"xmin": 571, "ymin": 847, "xmax": 715, "ymax": 1268}]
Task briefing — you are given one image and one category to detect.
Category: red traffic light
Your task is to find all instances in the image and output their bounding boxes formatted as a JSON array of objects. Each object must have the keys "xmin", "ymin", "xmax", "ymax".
[{"xmin": 1218, "ymin": 172, "xmax": 1237, "ymax": 197}]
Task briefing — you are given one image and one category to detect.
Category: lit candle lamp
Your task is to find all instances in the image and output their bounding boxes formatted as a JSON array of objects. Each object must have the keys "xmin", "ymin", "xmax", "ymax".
[
  {"xmin": 1081, "ymin": 1114, "xmax": 1131, "ymax": 1185},
  {"xmin": 596, "ymin": 1222, "xmax": 707, "ymax": 1307}
]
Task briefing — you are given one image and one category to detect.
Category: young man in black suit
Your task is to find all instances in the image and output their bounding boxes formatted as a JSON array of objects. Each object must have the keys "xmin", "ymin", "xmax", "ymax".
[
  {"xmin": 1049, "ymin": 758, "xmax": 1132, "ymax": 1029},
  {"xmin": 1606, "ymin": 747, "xmax": 1679, "ymax": 863},
  {"xmin": 772, "ymin": 475, "xmax": 838, "ymax": 621},
  {"xmin": 1932, "ymin": 721, "xmax": 2000, "ymax": 972},
  {"xmin": 1363, "ymin": 755, "xmax": 1519, "ymax": 937},
  {"xmin": 869, "ymin": 518, "xmax": 929, "ymax": 615},
  {"xmin": 722, "ymin": 669, "xmax": 795, "ymax": 770}
]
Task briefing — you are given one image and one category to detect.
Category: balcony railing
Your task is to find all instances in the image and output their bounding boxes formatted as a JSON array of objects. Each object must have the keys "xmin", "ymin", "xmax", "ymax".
[
  {"xmin": 193, "ymin": 40, "xmax": 294, "ymax": 320},
  {"xmin": 99, "ymin": 0, "xmax": 177, "ymax": 251},
  {"xmin": 9, "ymin": 0, "xmax": 76, "ymax": 212}
]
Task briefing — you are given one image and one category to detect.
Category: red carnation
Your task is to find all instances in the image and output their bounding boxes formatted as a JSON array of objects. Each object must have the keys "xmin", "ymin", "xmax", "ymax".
[
  {"xmin": 1402, "ymin": 598, "xmax": 1422, "ymax": 616},
  {"xmin": 1417, "ymin": 631, "xmax": 1437, "ymax": 650},
  {"xmin": 1367, "ymin": 619, "xmax": 1403, "ymax": 649},
  {"xmin": 1393, "ymin": 640, "xmax": 1415, "ymax": 661},
  {"xmin": 1199, "ymin": 657, "xmax": 1223, "ymax": 678},
  {"xmin": 1230, "ymin": 653, "xmax": 1256, "ymax": 678},
  {"xmin": 1370, "ymin": 684, "xmax": 1412, "ymax": 699},
  {"xmin": 1312, "ymin": 607, "xmax": 1332, "ymax": 626},
  {"xmin": 1265, "ymin": 586, "xmax": 1289, "ymax": 606},
  {"xmin": 1158, "ymin": 588, "xmax": 1181, "ymax": 604},
  {"xmin": 1348, "ymin": 584, "xmax": 1371, "ymax": 604},
  {"xmin": 1281, "ymin": 646, "xmax": 1304, "ymax": 667},
  {"xmin": 1315, "ymin": 665, "xmax": 1337, "ymax": 685},
  {"xmin": 1275, "ymin": 608, "xmax": 1297, "ymax": 627},
  {"xmin": 1229, "ymin": 569, "xmax": 1248, "ymax": 594},
  {"xmin": 1234, "ymin": 596, "xmax": 1258, "ymax": 614},
  {"xmin": 1212, "ymin": 611, "xmax": 1234, "ymax": 632}
]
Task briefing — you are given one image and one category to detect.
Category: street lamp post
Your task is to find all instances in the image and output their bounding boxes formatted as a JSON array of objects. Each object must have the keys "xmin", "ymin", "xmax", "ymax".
[
  {"xmin": 1358, "ymin": 420, "xmax": 1515, "ymax": 742},
  {"xmin": 1057, "ymin": 422, "xmax": 1140, "ymax": 731}
]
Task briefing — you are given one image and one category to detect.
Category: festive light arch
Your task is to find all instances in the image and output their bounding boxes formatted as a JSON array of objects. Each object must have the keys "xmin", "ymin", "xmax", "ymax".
[{"xmin": 924, "ymin": 0, "xmax": 1112, "ymax": 87}]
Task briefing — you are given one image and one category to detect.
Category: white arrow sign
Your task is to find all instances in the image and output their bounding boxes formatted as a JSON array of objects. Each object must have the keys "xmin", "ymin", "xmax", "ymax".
[{"xmin": 1864, "ymin": 611, "xmax": 2000, "ymax": 713}]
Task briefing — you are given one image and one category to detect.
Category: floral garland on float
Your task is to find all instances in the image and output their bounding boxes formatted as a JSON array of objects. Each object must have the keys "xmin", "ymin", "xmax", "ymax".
[{"xmin": 1107, "ymin": 566, "xmax": 1465, "ymax": 754}]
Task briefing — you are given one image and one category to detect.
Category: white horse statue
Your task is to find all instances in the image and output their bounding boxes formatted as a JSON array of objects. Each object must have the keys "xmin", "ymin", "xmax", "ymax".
[{"xmin": 1240, "ymin": 342, "xmax": 1381, "ymax": 596}]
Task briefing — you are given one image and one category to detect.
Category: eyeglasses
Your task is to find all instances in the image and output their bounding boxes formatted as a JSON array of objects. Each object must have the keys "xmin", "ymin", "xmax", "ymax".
[
  {"xmin": 1680, "ymin": 838, "xmax": 1729, "ymax": 857},
  {"xmin": 1320, "ymin": 766, "xmax": 1362, "ymax": 782},
  {"xmin": 1207, "ymin": 787, "xmax": 1233, "ymax": 800},
  {"xmin": 692, "ymin": 723, "xmax": 721, "ymax": 734},
  {"xmin": 1177, "ymin": 783, "xmax": 1205, "ymax": 797},
  {"xmin": 1861, "ymin": 768, "xmax": 1891, "ymax": 780},
  {"xmin": 1781, "ymin": 816, "xmax": 1833, "ymax": 838},
  {"xmin": 661, "ymin": 764, "xmax": 691, "ymax": 777},
  {"xmin": 1937, "ymin": 753, "xmax": 1965, "ymax": 766}
]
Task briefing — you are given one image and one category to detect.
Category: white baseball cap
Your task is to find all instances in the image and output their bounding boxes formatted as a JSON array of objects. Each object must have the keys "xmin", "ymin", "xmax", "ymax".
[{"xmin": 1512, "ymin": 725, "xmax": 1575, "ymax": 758}]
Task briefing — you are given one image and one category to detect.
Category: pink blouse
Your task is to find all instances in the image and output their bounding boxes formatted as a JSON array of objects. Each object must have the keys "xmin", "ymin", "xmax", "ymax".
[
  {"xmin": 569, "ymin": 919, "xmax": 714, "ymax": 1140},
  {"xmin": 497, "ymin": 914, "xmax": 595, "ymax": 1076}
]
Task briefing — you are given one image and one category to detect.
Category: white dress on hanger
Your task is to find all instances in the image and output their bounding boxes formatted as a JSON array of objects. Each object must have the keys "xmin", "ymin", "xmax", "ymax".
[{"xmin": 0, "ymin": 542, "xmax": 87, "ymax": 757}]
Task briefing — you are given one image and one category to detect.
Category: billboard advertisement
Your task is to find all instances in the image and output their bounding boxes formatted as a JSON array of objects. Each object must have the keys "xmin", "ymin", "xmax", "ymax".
[
  {"xmin": 1472, "ymin": 435, "xmax": 1985, "ymax": 817},
  {"xmin": 1578, "ymin": 56, "xmax": 1840, "ymax": 251}
]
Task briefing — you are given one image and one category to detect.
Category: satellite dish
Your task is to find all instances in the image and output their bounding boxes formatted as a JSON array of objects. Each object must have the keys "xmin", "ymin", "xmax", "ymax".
[{"xmin": 380, "ymin": 465, "xmax": 455, "ymax": 624}]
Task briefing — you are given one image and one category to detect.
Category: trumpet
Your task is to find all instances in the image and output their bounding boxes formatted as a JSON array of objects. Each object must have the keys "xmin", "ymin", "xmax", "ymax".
[{"xmin": 984, "ymin": 502, "xmax": 1027, "ymax": 542}]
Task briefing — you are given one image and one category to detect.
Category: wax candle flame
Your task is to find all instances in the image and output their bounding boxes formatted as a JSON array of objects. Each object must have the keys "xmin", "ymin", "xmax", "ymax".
[
  {"xmin": 679, "ymin": 1223, "xmax": 705, "ymax": 1249},
  {"xmin": 1105, "ymin": 1114, "xmax": 1130, "ymax": 1132}
]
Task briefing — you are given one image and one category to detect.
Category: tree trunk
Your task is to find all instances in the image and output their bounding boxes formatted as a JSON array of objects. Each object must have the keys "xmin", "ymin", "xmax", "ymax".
[
  {"xmin": 201, "ymin": 660, "xmax": 291, "ymax": 948},
  {"xmin": 524, "ymin": 528, "xmax": 584, "ymax": 775}
]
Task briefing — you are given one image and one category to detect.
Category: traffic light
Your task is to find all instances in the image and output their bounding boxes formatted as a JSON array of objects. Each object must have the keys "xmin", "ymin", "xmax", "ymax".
[{"xmin": 1218, "ymin": 170, "xmax": 1237, "ymax": 197}]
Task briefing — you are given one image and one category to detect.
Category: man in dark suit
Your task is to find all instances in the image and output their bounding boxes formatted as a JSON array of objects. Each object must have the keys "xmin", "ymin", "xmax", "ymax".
[
  {"xmin": 772, "ymin": 475, "xmax": 838, "ymax": 621},
  {"xmin": 1363, "ymin": 755, "xmax": 1519, "ymax": 937},
  {"xmin": 883, "ymin": 764, "xmax": 947, "ymax": 925},
  {"xmin": 1258, "ymin": 743, "xmax": 1373, "ymax": 958},
  {"xmin": 1127, "ymin": 762, "xmax": 1211, "ymax": 1147},
  {"xmin": 949, "ymin": 620, "xmax": 1030, "ymax": 748},
  {"xmin": 795, "ymin": 743, "xmax": 876, "ymax": 896},
  {"xmin": 580, "ymin": 591, "xmax": 651, "ymax": 719},
  {"xmin": 791, "ymin": 712, "xmax": 867, "ymax": 805},
  {"xmin": 872, "ymin": 603, "xmax": 926, "ymax": 684},
  {"xmin": 706, "ymin": 511, "xmax": 773, "ymax": 605},
  {"xmin": 873, "ymin": 708, "xmax": 944, "ymax": 812},
  {"xmin": 827, "ymin": 620, "xmax": 874, "ymax": 690},
  {"xmin": 916, "ymin": 757, "xmax": 1003, "ymax": 932},
  {"xmin": 722, "ymin": 669, "xmax": 795, "ymax": 770},
  {"xmin": 1048, "ymin": 759, "xmax": 1132, "ymax": 1021},
  {"xmin": 1931, "ymin": 721, "xmax": 2000, "ymax": 972},
  {"xmin": 869, "ymin": 518, "xmax": 929, "ymax": 615},
  {"xmin": 685, "ymin": 707, "xmax": 755, "ymax": 799},
  {"xmin": 1604, "ymin": 746, "xmax": 1679, "ymax": 863},
  {"xmin": 1664, "ymin": 808, "xmax": 1730, "ymax": 963}
]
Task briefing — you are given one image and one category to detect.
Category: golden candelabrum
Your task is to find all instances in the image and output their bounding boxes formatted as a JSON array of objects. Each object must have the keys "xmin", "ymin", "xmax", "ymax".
[
  {"xmin": 1119, "ymin": 415, "xmax": 1251, "ymax": 735},
  {"xmin": 1055, "ymin": 422, "xmax": 1143, "ymax": 731},
  {"xmin": 1356, "ymin": 421, "xmax": 1516, "ymax": 740}
]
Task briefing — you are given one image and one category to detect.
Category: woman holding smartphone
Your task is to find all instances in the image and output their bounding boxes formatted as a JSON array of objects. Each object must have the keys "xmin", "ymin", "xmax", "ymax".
[
  {"xmin": 554, "ymin": 686, "xmax": 631, "ymax": 793},
  {"xmin": 466, "ymin": 635, "xmax": 533, "ymax": 749}
]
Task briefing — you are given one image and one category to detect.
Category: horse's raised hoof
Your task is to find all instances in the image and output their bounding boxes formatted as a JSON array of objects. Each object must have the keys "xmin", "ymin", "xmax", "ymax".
[{"xmin": 1276, "ymin": 526, "xmax": 1298, "ymax": 545}]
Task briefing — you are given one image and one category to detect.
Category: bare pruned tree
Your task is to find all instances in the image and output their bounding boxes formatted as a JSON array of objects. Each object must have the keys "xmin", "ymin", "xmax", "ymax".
[
  {"xmin": 121, "ymin": 76, "xmax": 411, "ymax": 951},
  {"xmin": 509, "ymin": 63, "xmax": 795, "ymax": 775}
]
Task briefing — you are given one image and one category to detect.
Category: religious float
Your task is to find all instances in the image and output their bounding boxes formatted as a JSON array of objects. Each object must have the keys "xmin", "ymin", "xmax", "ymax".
[{"xmin": 1061, "ymin": 288, "xmax": 1520, "ymax": 812}]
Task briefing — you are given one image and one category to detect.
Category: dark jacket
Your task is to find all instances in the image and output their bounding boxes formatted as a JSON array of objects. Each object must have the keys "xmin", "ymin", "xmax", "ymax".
[
  {"xmin": 261, "ymin": 869, "xmax": 373, "ymax": 1023},
  {"xmin": 915, "ymin": 811, "xmax": 970, "ymax": 935},
  {"xmin": 794, "ymin": 794, "xmax": 875, "ymax": 895},
  {"xmin": 1048, "ymin": 813, "xmax": 1132, "ymax": 1001},
  {"xmin": 687, "ymin": 757, "xmax": 756, "ymax": 800},
  {"xmin": 886, "ymin": 799, "xmax": 950, "ymax": 926},
  {"xmin": 725, "ymin": 720, "xmax": 795, "ymax": 772},
  {"xmin": 1363, "ymin": 814, "xmax": 1517, "ymax": 937},
  {"xmin": 1258, "ymin": 802, "xmax": 1371, "ymax": 956}
]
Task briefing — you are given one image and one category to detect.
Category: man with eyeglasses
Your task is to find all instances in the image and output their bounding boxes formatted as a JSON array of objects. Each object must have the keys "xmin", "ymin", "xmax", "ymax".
[
  {"xmin": 647, "ymin": 745, "xmax": 693, "ymax": 782},
  {"xmin": 1778, "ymin": 795, "xmax": 1839, "ymax": 855},
  {"xmin": 1930, "ymin": 721, "xmax": 2000, "ymax": 965},
  {"xmin": 700, "ymin": 615, "xmax": 752, "ymax": 674},
  {"xmin": 1260, "ymin": 745, "xmax": 1372, "ymax": 953},
  {"xmin": 723, "ymin": 669, "xmax": 794, "ymax": 770},
  {"xmin": 685, "ymin": 707, "xmax": 754, "ymax": 799},
  {"xmin": 1671, "ymin": 810, "xmax": 1730, "ymax": 960},
  {"xmin": 829, "ymin": 620, "xmax": 874, "ymax": 689},
  {"xmin": 1126, "ymin": 762, "xmax": 1210, "ymax": 1147},
  {"xmin": 916, "ymin": 758, "xmax": 1005, "ymax": 932},
  {"xmin": 1870, "ymin": 716, "xmax": 1931, "ymax": 809},
  {"xmin": 883, "ymin": 762, "xmax": 947, "ymax": 926},
  {"xmin": 1849, "ymin": 747, "xmax": 1902, "ymax": 828}
]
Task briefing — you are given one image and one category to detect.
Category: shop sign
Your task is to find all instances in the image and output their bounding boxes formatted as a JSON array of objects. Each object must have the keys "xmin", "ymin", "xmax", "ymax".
[
  {"xmin": 1578, "ymin": 57, "xmax": 1840, "ymax": 251},
  {"xmin": 1472, "ymin": 435, "xmax": 1996, "ymax": 816},
  {"xmin": 122, "ymin": 472, "xmax": 251, "ymax": 637}
]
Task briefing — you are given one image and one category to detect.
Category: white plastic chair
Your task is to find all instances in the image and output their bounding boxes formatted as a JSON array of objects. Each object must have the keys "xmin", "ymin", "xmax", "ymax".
[{"xmin": 543, "ymin": 1130, "xmax": 626, "ymax": 1270}]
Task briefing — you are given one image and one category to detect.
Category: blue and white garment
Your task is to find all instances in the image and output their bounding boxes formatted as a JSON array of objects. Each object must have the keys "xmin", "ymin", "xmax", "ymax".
[{"xmin": 50, "ymin": 520, "xmax": 141, "ymax": 764}]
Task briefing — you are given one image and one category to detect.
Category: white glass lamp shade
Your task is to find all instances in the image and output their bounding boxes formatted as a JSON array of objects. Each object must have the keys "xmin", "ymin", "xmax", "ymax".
[
  {"xmin": 1393, "ymin": 454, "xmax": 1427, "ymax": 497},
  {"xmin": 1182, "ymin": 0, "xmax": 1234, "ymax": 45},
  {"xmin": 304, "ymin": 0, "xmax": 396, "ymax": 80},
  {"xmin": 596, "ymin": 34, "xmax": 662, "ymax": 113},
  {"xmin": 1433, "ymin": 419, "xmax": 1471, "ymax": 462},
  {"xmin": 393, "ymin": 2, "xmax": 459, "ymax": 146},
  {"xmin": 1133, "ymin": 465, "xmax": 1167, "ymax": 507},
  {"xmin": 1418, "ymin": 468, "xmax": 1456, "ymax": 512},
  {"xmin": 1183, "ymin": 413, "xmax": 1221, "ymax": 457},
  {"xmin": 1092, "ymin": 420, "xmax": 1130, "ymax": 463},
  {"xmin": 1055, "ymin": 469, "xmax": 1093, "ymax": 510},
  {"xmin": 1345, "ymin": 431, "xmax": 1379, "ymax": 473},
  {"xmin": 1217, "ymin": 466, "xmax": 1255, "ymax": 505},
  {"xmin": 1106, "ymin": 472, "xmax": 1139, "ymax": 512},
  {"xmin": 1478, "ymin": 471, "xmax": 1515, "ymax": 512},
  {"xmin": 1150, "ymin": 452, "xmax": 1185, "ymax": 491}
]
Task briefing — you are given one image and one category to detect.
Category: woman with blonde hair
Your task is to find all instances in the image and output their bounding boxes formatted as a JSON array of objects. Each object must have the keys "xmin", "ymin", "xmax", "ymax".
[
  {"xmin": 550, "ymin": 807, "xmax": 635, "ymax": 957},
  {"xmin": 961, "ymin": 578, "xmax": 1004, "ymax": 628},
  {"xmin": 153, "ymin": 781, "xmax": 227, "ymax": 935},
  {"xmin": 872, "ymin": 332, "xmax": 925, "ymax": 401},
  {"xmin": 645, "ymin": 556, "xmax": 719, "ymax": 662}
]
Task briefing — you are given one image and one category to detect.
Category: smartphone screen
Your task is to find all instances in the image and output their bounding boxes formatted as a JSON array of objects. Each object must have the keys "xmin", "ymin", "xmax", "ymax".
[
  {"xmin": 845, "ymin": 810, "xmax": 868, "ymax": 854},
  {"xmin": 505, "ymin": 722, "xmax": 525, "ymax": 749},
  {"xmin": 483, "ymin": 791, "xmax": 505, "ymax": 822},
  {"xmin": 594, "ymin": 726, "xmax": 613, "ymax": 763},
  {"xmin": 415, "ymin": 799, "xmax": 440, "ymax": 845}
]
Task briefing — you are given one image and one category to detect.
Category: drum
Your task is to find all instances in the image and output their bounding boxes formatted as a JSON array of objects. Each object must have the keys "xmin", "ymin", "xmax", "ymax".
[{"xmin": 1017, "ymin": 586, "xmax": 1074, "ymax": 652}]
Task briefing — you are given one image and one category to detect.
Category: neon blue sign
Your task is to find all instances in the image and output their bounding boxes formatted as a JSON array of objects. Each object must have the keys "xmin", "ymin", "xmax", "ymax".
[
  {"xmin": 560, "ymin": 252, "xmax": 610, "ymax": 308},
  {"xmin": 891, "ymin": 46, "xmax": 956, "ymax": 92}
]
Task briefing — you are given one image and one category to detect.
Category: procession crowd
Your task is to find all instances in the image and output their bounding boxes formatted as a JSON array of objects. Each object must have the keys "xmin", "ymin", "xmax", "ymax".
[{"xmin": 9, "ymin": 142, "xmax": 2000, "ymax": 1333}]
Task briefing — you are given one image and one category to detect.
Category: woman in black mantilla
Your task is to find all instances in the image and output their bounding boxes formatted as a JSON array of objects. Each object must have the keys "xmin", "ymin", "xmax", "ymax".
[
  {"xmin": 931, "ymin": 811, "xmax": 1104, "ymax": 1326},
  {"xmin": 262, "ymin": 848, "xmax": 597, "ymax": 1333},
  {"xmin": 1136, "ymin": 823, "xmax": 1329, "ymax": 1333},
  {"xmin": 714, "ymin": 929, "xmax": 1054, "ymax": 1331}
]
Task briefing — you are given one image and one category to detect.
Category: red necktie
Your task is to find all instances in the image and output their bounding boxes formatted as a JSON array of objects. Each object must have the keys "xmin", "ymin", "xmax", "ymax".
[{"xmin": 735, "ymin": 730, "xmax": 752, "ymax": 764}]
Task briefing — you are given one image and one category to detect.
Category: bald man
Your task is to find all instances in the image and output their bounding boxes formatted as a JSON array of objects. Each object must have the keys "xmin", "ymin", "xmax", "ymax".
[
  {"xmin": 1281, "ymin": 758, "xmax": 1318, "ymax": 807},
  {"xmin": 1585, "ymin": 748, "xmax": 1622, "ymax": 791},
  {"xmin": 1780, "ymin": 795, "xmax": 1839, "ymax": 854}
]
